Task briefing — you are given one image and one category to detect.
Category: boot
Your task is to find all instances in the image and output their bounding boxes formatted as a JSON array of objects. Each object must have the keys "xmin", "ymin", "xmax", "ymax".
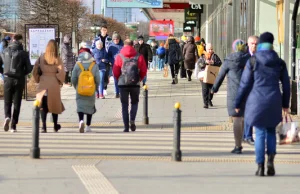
[
  {"xmin": 171, "ymin": 79, "xmax": 175, "ymax": 84},
  {"xmin": 267, "ymin": 154, "xmax": 275, "ymax": 176},
  {"xmin": 54, "ymin": 124, "xmax": 61, "ymax": 132},
  {"xmin": 255, "ymin": 163, "xmax": 265, "ymax": 176}
]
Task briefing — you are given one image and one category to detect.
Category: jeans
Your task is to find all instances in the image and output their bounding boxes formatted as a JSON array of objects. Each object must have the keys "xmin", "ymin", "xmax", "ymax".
[
  {"xmin": 244, "ymin": 121, "xmax": 254, "ymax": 140},
  {"xmin": 254, "ymin": 126, "xmax": 276, "ymax": 164},
  {"xmin": 112, "ymin": 72, "xmax": 119, "ymax": 95},
  {"xmin": 158, "ymin": 58, "xmax": 165, "ymax": 70},
  {"xmin": 98, "ymin": 69, "xmax": 106, "ymax": 95},
  {"xmin": 143, "ymin": 75, "xmax": 147, "ymax": 85},
  {"xmin": 4, "ymin": 77, "xmax": 25, "ymax": 129},
  {"xmin": 151, "ymin": 56, "xmax": 157, "ymax": 69},
  {"xmin": 119, "ymin": 87, "xmax": 140, "ymax": 129}
]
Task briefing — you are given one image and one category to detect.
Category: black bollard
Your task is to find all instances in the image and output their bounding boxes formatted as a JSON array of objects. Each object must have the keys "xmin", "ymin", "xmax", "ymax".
[
  {"xmin": 172, "ymin": 103, "xmax": 182, "ymax": 162},
  {"xmin": 143, "ymin": 85, "xmax": 149, "ymax": 125},
  {"xmin": 30, "ymin": 101, "xmax": 40, "ymax": 159}
]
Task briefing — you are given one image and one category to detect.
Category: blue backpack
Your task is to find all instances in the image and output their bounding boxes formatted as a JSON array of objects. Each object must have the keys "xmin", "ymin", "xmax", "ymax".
[{"xmin": 157, "ymin": 47, "xmax": 165, "ymax": 58}]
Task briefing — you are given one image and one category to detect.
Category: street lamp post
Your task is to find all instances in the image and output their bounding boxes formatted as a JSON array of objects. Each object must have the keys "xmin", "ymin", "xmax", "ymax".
[{"xmin": 90, "ymin": 26, "xmax": 100, "ymax": 38}]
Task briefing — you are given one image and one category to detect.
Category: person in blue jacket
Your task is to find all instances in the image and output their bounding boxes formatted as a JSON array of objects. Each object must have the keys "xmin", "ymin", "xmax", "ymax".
[
  {"xmin": 235, "ymin": 32, "xmax": 290, "ymax": 176},
  {"xmin": 93, "ymin": 40, "xmax": 109, "ymax": 99},
  {"xmin": 108, "ymin": 33, "xmax": 124, "ymax": 98}
]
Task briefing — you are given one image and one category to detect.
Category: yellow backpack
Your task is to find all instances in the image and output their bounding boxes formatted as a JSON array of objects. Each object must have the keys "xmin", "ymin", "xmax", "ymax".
[
  {"xmin": 77, "ymin": 62, "xmax": 96, "ymax": 96},
  {"xmin": 197, "ymin": 44, "xmax": 205, "ymax": 56}
]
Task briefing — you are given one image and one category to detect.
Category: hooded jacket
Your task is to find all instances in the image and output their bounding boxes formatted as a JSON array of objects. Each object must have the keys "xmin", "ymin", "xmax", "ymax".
[
  {"xmin": 165, "ymin": 37, "xmax": 180, "ymax": 65},
  {"xmin": 235, "ymin": 49, "xmax": 290, "ymax": 127},
  {"xmin": 183, "ymin": 40, "xmax": 199, "ymax": 70},
  {"xmin": 0, "ymin": 41, "xmax": 32, "ymax": 78},
  {"xmin": 113, "ymin": 46, "xmax": 147, "ymax": 87},
  {"xmin": 212, "ymin": 52, "xmax": 250, "ymax": 116},
  {"xmin": 108, "ymin": 41, "xmax": 124, "ymax": 65},
  {"xmin": 93, "ymin": 47, "xmax": 109, "ymax": 70},
  {"xmin": 92, "ymin": 34, "xmax": 112, "ymax": 52}
]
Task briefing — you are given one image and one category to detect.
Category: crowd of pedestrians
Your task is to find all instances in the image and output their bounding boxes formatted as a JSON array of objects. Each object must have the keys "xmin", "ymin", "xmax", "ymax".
[{"xmin": 0, "ymin": 28, "xmax": 292, "ymax": 177}]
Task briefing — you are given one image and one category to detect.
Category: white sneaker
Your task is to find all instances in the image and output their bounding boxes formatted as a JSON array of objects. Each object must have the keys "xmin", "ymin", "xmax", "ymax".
[
  {"xmin": 10, "ymin": 129, "xmax": 17, "ymax": 133},
  {"xmin": 79, "ymin": 120, "xmax": 85, "ymax": 133},
  {"xmin": 103, "ymin": 90, "xmax": 108, "ymax": 95},
  {"xmin": 3, "ymin": 118, "xmax": 10, "ymax": 132},
  {"xmin": 84, "ymin": 126, "xmax": 92, "ymax": 132}
]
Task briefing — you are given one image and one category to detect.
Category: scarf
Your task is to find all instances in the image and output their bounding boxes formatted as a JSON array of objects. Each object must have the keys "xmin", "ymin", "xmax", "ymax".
[
  {"xmin": 205, "ymin": 52, "xmax": 214, "ymax": 60},
  {"xmin": 257, "ymin": 43, "xmax": 273, "ymax": 51}
]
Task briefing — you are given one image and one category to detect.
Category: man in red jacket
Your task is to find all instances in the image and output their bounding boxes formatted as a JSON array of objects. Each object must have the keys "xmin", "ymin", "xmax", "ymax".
[{"xmin": 113, "ymin": 39, "xmax": 147, "ymax": 132}]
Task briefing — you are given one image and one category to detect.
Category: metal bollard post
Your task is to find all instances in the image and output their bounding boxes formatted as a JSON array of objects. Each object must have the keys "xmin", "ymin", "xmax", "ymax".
[
  {"xmin": 143, "ymin": 85, "xmax": 149, "ymax": 125},
  {"xmin": 30, "ymin": 100, "xmax": 40, "ymax": 159},
  {"xmin": 172, "ymin": 102, "xmax": 182, "ymax": 162}
]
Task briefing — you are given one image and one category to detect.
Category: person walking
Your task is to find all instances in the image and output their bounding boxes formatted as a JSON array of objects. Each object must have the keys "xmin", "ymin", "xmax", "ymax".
[
  {"xmin": 179, "ymin": 35, "xmax": 187, "ymax": 79},
  {"xmin": 71, "ymin": 47, "xmax": 100, "ymax": 133},
  {"xmin": 92, "ymin": 25, "xmax": 112, "ymax": 52},
  {"xmin": 93, "ymin": 40, "xmax": 109, "ymax": 99},
  {"xmin": 150, "ymin": 41, "xmax": 158, "ymax": 71},
  {"xmin": 165, "ymin": 34, "xmax": 181, "ymax": 84},
  {"xmin": 134, "ymin": 35, "xmax": 152, "ymax": 86},
  {"xmin": 61, "ymin": 35, "xmax": 74, "ymax": 85},
  {"xmin": 183, "ymin": 36, "xmax": 199, "ymax": 81},
  {"xmin": 156, "ymin": 43, "xmax": 166, "ymax": 71},
  {"xmin": 243, "ymin": 35, "xmax": 259, "ymax": 145},
  {"xmin": 235, "ymin": 32, "xmax": 290, "ymax": 176},
  {"xmin": 212, "ymin": 39, "xmax": 250, "ymax": 154},
  {"xmin": 108, "ymin": 33, "xmax": 124, "ymax": 98},
  {"xmin": 197, "ymin": 43, "xmax": 222, "ymax": 108},
  {"xmin": 32, "ymin": 40, "xmax": 65, "ymax": 133},
  {"xmin": 0, "ymin": 34, "xmax": 32, "ymax": 132},
  {"xmin": 113, "ymin": 39, "xmax": 147, "ymax": 132}
]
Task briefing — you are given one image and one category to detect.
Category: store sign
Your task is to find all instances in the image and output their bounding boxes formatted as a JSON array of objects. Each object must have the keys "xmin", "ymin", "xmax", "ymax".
[
  {"xmin": 152, "ymin": 3, "xmax": 189, "ymax": 12},
  {"xmin": 184, "ymin": 8, "xmax": 198, "ymax": 21},
  {"xmin": 183, "ymin": 23, "xmax": 193, "ymax": 32},
  {"xmin": 185, "ymin": 20, "xmax": 196, "ymax": 27},
  {"xmin": 106, "ymin": 0, "xmax": 163, "ymax": 8},
  {"xmin": 149, "ymin": 20, "xmax": 174, "ymax": 36},
  {"xmin": 189, "ymin": 4, "xmax": 203, "ymax": 13}
]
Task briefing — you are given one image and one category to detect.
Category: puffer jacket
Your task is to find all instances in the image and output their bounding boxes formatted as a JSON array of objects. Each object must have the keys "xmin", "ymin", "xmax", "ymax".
[
  {"xmin": 108, "ymin": 41, "xmax": 124, "ymax": 65},
  {"xmin": 93, "ymin": 47, "xmax": 109, "ymax": 70},
  {"xmin": 212, "ymin": 51, "xmax": 250, "ymax": 116},
  {"xmin": 183, "ymin": 41, "xmax": 198, "ymax": 70},
  {"xmin": 61, "ymin": 42, "xmax": 74, "ymax": 72},
  {"xmin": 165, "ymin": 37, "xmax": 180, "ymax": 65},
  {"xmin": 235, "ymin": 49, "xmax": 290, "ymax": 127}
]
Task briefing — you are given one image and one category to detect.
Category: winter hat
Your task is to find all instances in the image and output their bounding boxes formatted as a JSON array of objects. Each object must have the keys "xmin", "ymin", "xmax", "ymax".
[
  {"xmin": 112, "ymin": 33, "xmax": 121, "ymax": 40},
  {"xmin": 138, "ymin": 35, "xmax": 144, "ymax": 40},
  {"xmin": 160, "ymin": 42, "xmax": 164, "ymax": 47},
  {"xmin": 194, "ymin": 36, "xmax": 201, "ymax": 42},
  {"xmin": 4, "ymin": 36, "xmax": 11, "ymax": 41},
  {"xmin": 232, "ymin": 39, "xmax": 246, "ymax": 52},
  {"xmin": 259, "ymin": 32, "xmax": 274, "ymax": 44}
]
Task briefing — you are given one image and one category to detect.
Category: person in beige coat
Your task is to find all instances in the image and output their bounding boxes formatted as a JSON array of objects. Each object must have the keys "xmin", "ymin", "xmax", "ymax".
[{"xmin": 33, "ymin": 39, "xmax": 65, "ymax": 133}]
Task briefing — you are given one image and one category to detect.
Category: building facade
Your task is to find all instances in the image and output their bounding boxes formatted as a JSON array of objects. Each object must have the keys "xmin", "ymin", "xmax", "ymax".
[{"xmin": 0, "ymin": 0, "xmax": 18, "ymax": 32}]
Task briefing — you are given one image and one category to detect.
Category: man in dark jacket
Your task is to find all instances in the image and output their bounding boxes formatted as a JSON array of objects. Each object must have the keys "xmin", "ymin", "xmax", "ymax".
[
  {"xmin": 113, "ymin": 39, "xmax": 147, "ymax": 132},
  {"xmin": 134, "ymin": 35, "xmax": 152, "ymax": 86},
  {"xmin": 92, "ymin": 25, "xmax": 112, "ymax": 52},
  {"xmin": 0, "ymin": 34, "xmax": 32, "ymax": 132}
]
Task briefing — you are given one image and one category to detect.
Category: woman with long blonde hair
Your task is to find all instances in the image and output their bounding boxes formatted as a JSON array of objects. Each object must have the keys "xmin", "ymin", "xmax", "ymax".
[{"xmin": 33, "ymin": 39, "xmax": 65, "ymax": 133}]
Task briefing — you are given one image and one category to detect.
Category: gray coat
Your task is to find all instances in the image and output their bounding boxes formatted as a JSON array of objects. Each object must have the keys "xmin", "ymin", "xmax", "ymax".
[
  {"xmin": 61, "ymin": 43, "xmax": 74, "ymax": 72},
  {"xmin": 71, "ymin": 53, "xmax": 100, "ymax": 115},
  {"xmin": 212, "ymin": 51, "xmax": 250, "ymax": 117}
]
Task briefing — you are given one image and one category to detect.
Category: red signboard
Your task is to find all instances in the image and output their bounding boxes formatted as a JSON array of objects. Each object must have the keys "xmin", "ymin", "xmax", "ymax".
[
  {"xmin": 149, "ymin": 20, "xmax": 174, "ymax": 36},
  {"xmin": 152, "ymin": 3, "xmax": 189, "ymax": 12}
]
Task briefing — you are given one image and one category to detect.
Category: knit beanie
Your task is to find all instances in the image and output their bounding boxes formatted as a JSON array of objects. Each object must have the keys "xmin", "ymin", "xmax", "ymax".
[
  {"xmin": 112, "ymin": 33, "xmax": 121, "ymax": 40},
  {"xmin": 138, "ymin": 35, "xmax": 144, "ymax": 40},
  {"xmin": 232, "ymin": 39, "xmax": 246, "ymax": 52},
  {"xmin": 259, "ymin": 32, "xmax": 274, "ymax": 44}
]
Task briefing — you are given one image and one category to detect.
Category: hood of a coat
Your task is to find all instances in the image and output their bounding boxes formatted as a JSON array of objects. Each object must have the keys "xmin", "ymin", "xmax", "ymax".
[
  {"xmin": 168, "ymin": 38, "xmax": 178, "ymax": 45},
  {"xmin": 225, "ymin": 52, "xmax": 250, "ymax": 68},
  {"xmin": 120, "ymin": 46, "xmax": 138, "ymax": 58},
  {"xmin": 255, "ymin": 50, "xmax": 280, "ymax": 68},
  {"xmin": 8, "ymin": 41, "xmax": 23, "ymax": 51}
]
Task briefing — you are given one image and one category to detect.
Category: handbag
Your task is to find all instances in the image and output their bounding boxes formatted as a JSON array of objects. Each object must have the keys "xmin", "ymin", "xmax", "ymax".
[
  {"xmin": 163, "ymin": 65, "xmax": 169, "ymax": 78},
  {"xmin": 277, "ymin": 114, "xmax": 300, "ymax": 145}
]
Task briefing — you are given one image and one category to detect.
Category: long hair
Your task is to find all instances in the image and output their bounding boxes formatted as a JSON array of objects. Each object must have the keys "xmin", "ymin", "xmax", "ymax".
[{"xmin": 44, "ymin": 39, "xmax": 58, "ymax": 65}]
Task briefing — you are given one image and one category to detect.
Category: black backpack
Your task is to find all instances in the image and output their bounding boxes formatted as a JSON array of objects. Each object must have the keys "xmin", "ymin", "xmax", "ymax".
[
  {"xmin": 1, "ymin": 47, "xmax": 22, "ymax": 78},
  {"xmin": 119, "ymin": 53, "xmax": 140, "ymax": 85}
]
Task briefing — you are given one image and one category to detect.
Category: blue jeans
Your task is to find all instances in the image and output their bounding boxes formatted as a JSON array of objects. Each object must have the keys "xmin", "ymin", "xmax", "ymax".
[
  {"xmin": 143, "ymin": 75, "xmax": 147, "ymax": 85},
  {"xmin": 119, "ymin": 87, "xmax": 140, "ymax": 129},
  {"xmin": 158, "ymin": 58, "xmax": 165, "ymax": 70},
  {"xmin": 151, "ymin": 56, "xmax": 157, "ymax": 69},
  {"xmin": 98, "ymin": 69, "xmax": 106, "ymax": 95},
  {"xmin": 254, "ymin": 126, "xmax": 276, "ymax": 164},
  {"xmin": 244, "ymin": 121, "xmax": 254, "ymax": 140}
]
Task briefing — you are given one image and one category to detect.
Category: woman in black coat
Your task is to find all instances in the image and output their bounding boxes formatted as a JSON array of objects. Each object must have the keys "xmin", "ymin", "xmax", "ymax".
[{"xmin": 212, "ymin": 39, "xmax": 250, "ymax": 154}]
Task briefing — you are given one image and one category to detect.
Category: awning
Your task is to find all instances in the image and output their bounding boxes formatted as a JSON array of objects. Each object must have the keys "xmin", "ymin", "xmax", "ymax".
[{"xmin": 189, "ymin": 0, "xmax": 212, "ymax": 4}]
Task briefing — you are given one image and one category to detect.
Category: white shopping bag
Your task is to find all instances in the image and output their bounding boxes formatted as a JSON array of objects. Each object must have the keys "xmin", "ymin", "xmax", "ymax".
[{"xmin": 277, "ymin": 114, "xmax": 300, "ymax": 145}]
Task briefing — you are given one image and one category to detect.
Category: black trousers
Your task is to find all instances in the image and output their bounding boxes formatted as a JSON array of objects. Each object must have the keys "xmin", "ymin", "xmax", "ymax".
[
  {"xmin": 78, "ymin": 112, "xmax": 92, "ymax": 126},
  {"xmin": 201, "ymin": 81, "xmax": 214, "ymax": 105},
  {"xmin": 65, "ymin": 71, "xmax": 71, "ymax": 84},
  {"xmin": 180, "ymin": 62, "xmax": 187, "ymax": 78},
  {"xmin": 169, "ymin": 63, "xmax": 179, "ymax": 79},
  {"xmin": 40, "ymin": 96, "xmax": 58, "ymax": 130},
  {"xmin": 4, "ymin": 77, "xmax": 25, "ymax": 128}
]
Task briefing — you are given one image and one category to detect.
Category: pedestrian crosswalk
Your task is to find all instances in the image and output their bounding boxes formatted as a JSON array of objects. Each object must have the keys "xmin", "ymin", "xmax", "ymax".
[{"xmin": 0, "ymin": 127, "xmax": 299, "ymax": 163}]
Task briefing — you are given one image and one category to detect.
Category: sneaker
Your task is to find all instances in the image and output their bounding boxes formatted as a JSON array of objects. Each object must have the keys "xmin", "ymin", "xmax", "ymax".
[
  {"xmin": 114, "ymin": 94, "xmax": 120, "ymax": 98},
  {"xmin": 174, "ymin": 75, "xmax": 178, "ymax": 84},
  {"xmin": 84, "ymin": 126, "xmax": 92, "ymax": 132},
  {"xmin": 245, "ymin": 139, "xmax": 255, "ymax": 146},
  {"xmin": 188, "ymin": 78, "xmax": 192, "ymax": 81},
  {"xmin": 96, "ymin": 94, "xmax": 99, "ymax": 98},
  {"xmin": 123, "ymin": 129, "xmax": 129, "ymax": 132},
  {"xmin": 171, "ymin": 80, "xmax": 175, "ymax": 84},
  {"xmin": 231, "ymin": 146, "xmax": 243, "ymax": 154},
  {"xmin": 130, "ymin": 121, "xmax": 136, "ymax": 132},
  {"xmin": 79, "ymin": 120, "xmax": 85, "ymax": 133},
  {"xmin": 103, "ymin": 90, "xmax": 108, "ymax": 95},
  {"xmin": 99, "ymin": 94, "xmax": 105, "ymax": 99},
  {"xmin": 209, "ymin": 101, "xmax": 213, "ymax": 107},
  {"xmin": 10, "ymin": 129, "xmax": 17, "ymax": 133},
  {"xmin": 203, "ymin": 104, "xmax": 208, "ymax": 109},
  {"xmin": 3, "ymin": 118, "xmax": 10, "ymax": 132}
]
